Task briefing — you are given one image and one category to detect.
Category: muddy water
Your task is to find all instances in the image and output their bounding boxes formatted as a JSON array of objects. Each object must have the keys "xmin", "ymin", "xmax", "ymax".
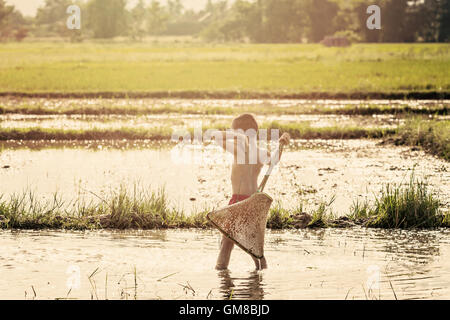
[
  {"xmin": 0, "ymin": 140, "xmax": 448, "ymax": 214},
  {"xmin": 1, "ymin": 228, "xmax": 449, "ymax": 300}
]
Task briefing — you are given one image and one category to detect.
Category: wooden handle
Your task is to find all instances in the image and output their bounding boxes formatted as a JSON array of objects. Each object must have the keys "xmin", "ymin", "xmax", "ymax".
[{"xmin": 258, "ymin": 144, "xmax": 284, "ymax": 193}]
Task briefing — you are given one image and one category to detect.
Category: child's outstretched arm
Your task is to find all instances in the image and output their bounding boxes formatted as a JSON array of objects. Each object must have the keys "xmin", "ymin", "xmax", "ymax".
[{"xmin": 206, "ymin": 130, "xmax": 249, "ymax": 158}]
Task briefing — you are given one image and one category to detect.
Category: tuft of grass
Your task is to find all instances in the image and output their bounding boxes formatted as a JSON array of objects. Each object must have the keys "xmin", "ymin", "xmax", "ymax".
[
  {"xmin": 308, "ymin": 196, "xmax": 336, "ymax": 228},
  {"xmin": 386, "ymin": 118, "xmax": 449, "ymax": 161},
  {"xmin": 266, "ymin": 203, "xmax": 296, "ymax": 229},
  {"xmin": 443, "ymin": 213, "xmax": 450, "ymax": 228},
  {"xmin": 350, "ymin": 176, "xmax": 445, "ymax": 229},
  {"xmin": 267, "ymin": 198, "xmax": 335, "ymax": 229}
]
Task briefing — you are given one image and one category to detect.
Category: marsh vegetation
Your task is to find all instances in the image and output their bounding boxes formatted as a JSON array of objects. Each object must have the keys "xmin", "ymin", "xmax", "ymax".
[{"xmin": 0, "ymin": 175, "xmax": 447, "ymax": 230}]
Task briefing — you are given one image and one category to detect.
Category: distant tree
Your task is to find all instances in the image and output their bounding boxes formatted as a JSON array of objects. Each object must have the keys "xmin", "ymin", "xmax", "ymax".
[
  {"xmin": 0, "ymin": 0, "xmax": 13, "ymax": 23},
  {"xmin": 332, "ymin": 0, "xmax": 368, "ymax": 41},
  {"xmin": 225, "ymin": 0, "xmax": 262, "ymax": 42},
  {"xmin": 247, "ymin": 0, "xmax": 265, "ymax": 42},
  {"xmin": 35, "ymin": 0, "xmax": 72, "ymax": 37},
  {"xmin": 400, "ymin": 0, "xmax": 450, "ymax": 42},
  {"xmin": 380, "ymin": 0, "xmax": 415, "ymax": 42},
  {"xmin": 129, "ymin": 0, "xmax": 147, "ymax": 40},
  {"xmin": 201, "ymin": 0, "xmax": 229, "ymax": 25},
  {"xmin": 438, "ymin": 0, "xmax": 450, "ymax": 41},
  {"xmin": 266, "ymin": 0, "xmax": 305, "ymax": 42},
  {"xmin": 305, "ymin": 0, "xmax": 339, "ymax": 42},
  {"xmin": 86, "ymin": 0, "xmax": 127, "ymax": 38},
  {"xmin": 9, "ymin": 10, "xmax": 27, "ymax": 41},
  {"xmin": 408, "ymin": 0, "xmax": 440, "ymax": 42},
  {"xmin": 201, "ymin": 0, "xmax": 257, "ymax": 42},
  {"xmin": 0, "ymin": 0, "xmax": 27, "ymax": 41},
  {"xmin": 167, "ymin": 0, "xmax": 183, "ymax": 20},
  {"xmin": 36, "ymin": 0, "xmax": 71, "ymax": 24},
  {"xmin": 200, "ymin": 0, "xmax": 247, "ymax": 42},
  {"xmin": 147, "ymin": 1, "xmax": 169, "ymax": 35},
  {"xmin": 0, "ymin": 0, "xmax": 14, "ymax": 37},
  {"xmin": 164, "ymin": 8, "xmax": 204, "ymax": 36}
]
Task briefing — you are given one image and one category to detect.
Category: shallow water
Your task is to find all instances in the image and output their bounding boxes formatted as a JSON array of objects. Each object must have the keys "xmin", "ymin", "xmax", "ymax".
[
  {"xmin": 1, "ymin": 228, "xmax": 449, "ymax": 300},
  {"xmin": 0, "ymin": 140, "xmax": 448, "ymax": 214},
  {"xmin": 1, "ymin": 97, "xmax": 448, "ymax": 109}
]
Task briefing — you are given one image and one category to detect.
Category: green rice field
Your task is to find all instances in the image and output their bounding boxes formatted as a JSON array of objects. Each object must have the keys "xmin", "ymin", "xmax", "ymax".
[{"xmin": 0, "ymin": 42, "xmax": 449, "ymax": 95}]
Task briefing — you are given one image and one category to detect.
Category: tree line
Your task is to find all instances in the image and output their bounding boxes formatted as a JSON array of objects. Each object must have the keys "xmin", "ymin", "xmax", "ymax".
[{"xmin": 0, "ymin": 0, "xmax": 449, "ymax": 42}]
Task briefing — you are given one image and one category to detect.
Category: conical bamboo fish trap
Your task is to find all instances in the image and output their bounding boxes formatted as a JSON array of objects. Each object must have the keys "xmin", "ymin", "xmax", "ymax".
[
  {"xmin": 207, "ymin": 145, "xmax": 283, "ymax": 260},
  {"xmin": 207, "ymin": 192, "xmax": 273, "ymax": 259}
]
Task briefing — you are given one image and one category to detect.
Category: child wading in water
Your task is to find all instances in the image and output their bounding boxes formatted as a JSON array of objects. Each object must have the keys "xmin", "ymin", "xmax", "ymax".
[{"xmin": 210, "ymin": 114, "xmax": 290, "ymax": 270}]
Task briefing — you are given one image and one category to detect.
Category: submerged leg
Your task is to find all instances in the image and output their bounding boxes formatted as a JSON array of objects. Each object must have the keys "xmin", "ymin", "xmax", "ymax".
[
  {"xmin": 216, "ymin": 236, "xmax": 235, "ymax": 270},
  {"xmin": 253, "ymin": 256, "xmax": 268, "ymax": 270}
]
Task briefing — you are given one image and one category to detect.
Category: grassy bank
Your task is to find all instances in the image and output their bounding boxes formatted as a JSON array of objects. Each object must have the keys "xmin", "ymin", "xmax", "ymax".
[
  {"xmin": 0, "ymin": 43, "xmax": 448, "ymax": 94},
  {"xmin": 0, "ymin": 123, "xmax": 395, "ymax": 142},
  {"xmin": 1, "ymin": 101, "xmax": 447, "ymax": 116},
  {"xmin": 0, "ymin": 188, "xmax": 208, "ymax": 230},
  {"xmin": 0, "ymin": 127, "xmax": 174, "ymax": 141},
  {"xmin": 384, "ymin": 119, "xmax": 450, "ymax": 161},
  {"xmin": 0, "ymin": 179, "xmax": 447, "ymax": 230}
]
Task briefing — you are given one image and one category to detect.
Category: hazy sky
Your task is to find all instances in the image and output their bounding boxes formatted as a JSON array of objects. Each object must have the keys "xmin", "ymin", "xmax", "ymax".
[{"xmin": 5, "ymin": 0, "xmax": 216, "ymax": 17}]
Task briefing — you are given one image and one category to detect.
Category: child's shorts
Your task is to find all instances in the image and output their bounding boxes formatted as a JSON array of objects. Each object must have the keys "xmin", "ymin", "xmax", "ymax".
[{"xmin": 229, "ymin": 194, "xmax": 251, "ymax": 205}]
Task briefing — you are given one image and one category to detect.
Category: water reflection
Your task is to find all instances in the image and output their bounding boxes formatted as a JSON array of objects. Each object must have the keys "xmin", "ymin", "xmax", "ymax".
[
  {"xmin": 218, "ymin": 270, "xmax": 265, "ymax": 300},
  {"xmin": 0, "ymin": 228, "xmax": 449, "ymax": 299},
  {"xmin": 379, "ymin": 230, "xmax": 441, "ymax": 265}
]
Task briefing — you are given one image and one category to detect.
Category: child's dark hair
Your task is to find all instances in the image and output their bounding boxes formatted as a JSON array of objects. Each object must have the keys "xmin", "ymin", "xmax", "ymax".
[{"xmin": 232, "ymin": 114, "xmax": 258, "ymax": 133}]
